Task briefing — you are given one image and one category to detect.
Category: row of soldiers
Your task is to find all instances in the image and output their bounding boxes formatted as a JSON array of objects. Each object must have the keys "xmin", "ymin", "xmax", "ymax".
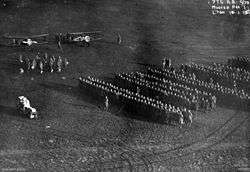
[
  {"xmin": 79, "ymin": 76, "xmax": 193, "ymax": 126},
  {"xmin": 227, "ymin": 57, "xmax": 250, "ymax": 72},
  {"xmin": 212, "ymin": 63, "xmax": 250, "ymax": 81},
  {"xmin": 117, "ymin": 71, "xmax": 217, "ymax": 112},
  {"xmin": 117, "ymin": 73, "xmax": 192, "ymax": 108},
  {"xmin": 148, "ymin": 66, "xmax": 249, "ymax": 109},
  {"xmin": 151, "ymin": 66, "xmax": 249, "ymax": 99},
  {"xmin": 137, "ymin": 72, "xmax": 217, "ymax": 111},
  {"xmin": 182, "ymin": 63, "xmax": 249, "ymax": 88},
  {"xmin": 18, "ymin": 52, "xmax": 69, "ymax": 74}
]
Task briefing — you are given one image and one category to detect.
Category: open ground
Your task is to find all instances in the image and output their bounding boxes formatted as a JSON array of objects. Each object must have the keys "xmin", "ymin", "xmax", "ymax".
[{"xmin": 0, "ymin": 0, "xmax": 249, "ymax": 171}]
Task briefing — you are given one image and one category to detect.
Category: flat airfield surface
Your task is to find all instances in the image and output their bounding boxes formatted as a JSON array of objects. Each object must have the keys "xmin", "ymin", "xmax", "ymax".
[{"xmin": 0, "ymin": 0, "xmax": 249, "ymax": 171}]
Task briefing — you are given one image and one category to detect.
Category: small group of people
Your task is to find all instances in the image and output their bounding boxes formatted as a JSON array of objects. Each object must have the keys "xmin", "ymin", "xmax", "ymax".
[
  {"xmin": 18, "ymin": 52, "xmax": 69, "ymax": 74},
  {"xmin": 162, "ymin": 57, "xmax": 171, "ymax": 70}
]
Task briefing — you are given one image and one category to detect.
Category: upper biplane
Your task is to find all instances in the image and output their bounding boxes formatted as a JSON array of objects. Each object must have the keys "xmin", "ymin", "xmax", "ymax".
[{"xmin": 2, "ymin": 33, "xmax": 49, "ymax": 47}]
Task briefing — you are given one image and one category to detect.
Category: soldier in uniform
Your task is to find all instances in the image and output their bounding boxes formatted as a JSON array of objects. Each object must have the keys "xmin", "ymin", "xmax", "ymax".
[
  {"xmin": 192, "ymin": 73, "xmax": 196, "ymax": 80},
  {"xmin": 57, "ymin": 56, "xmax": 63, "ymax": 72},
  {"xmin": 56, "ymin": 33, "xmax": 63, "ymax": 50},
  {"xmin": 64, "ymin": 57, "xmax": 69, "ymax": 67},
  {"xmin": 233, "ymin": 80, "xmax": 237, "ymax": 91},
  {"xmin": 39, "ymin": 60, "xmax": 44, "ymax": 74},
  {"xmin": 162, "ymin": 57, "xmax": 167, "ymax": 70},
  {"xmin": 105, "ymin": 96, "xmax": 109, "ymax": 110},
  {"xmin": 31, "ymin": 58, "xmax": 37, "ymax": 71},
  {"xmin": 49, "ymin": 56, "xmax": 55, "ymax": 73},
  {"xmin": 209, "ymin": 77, "xmax": 214, "ymax": 85},
  {"xmin": 212, "ymin": 95, "xmax": 217, "ymax": 109},
  {"xmin": 182, "ymin": 108, "xmax": 192, "ymax": 126},
  {"xmin": 25, "ymin": 57, "xmax": 31, "ymax": 71},
  {"xmin": 205, "ymin": 99, "xmax": 210, "ymax": 111},
  {"xmin": 19, "ymin": 54, "xmax": 23, "ymax": 64},
  {"xmin": 117, "ymin": 33, "xmax": 122, "ymax": 44},
  {"xmin": 136, "ymin": 86, "xmax": 140, "ymax": 95},
  {"xmin": 43, "ymin": 52, "xmax": 48, "ymax": 65},
  {"xmin": 187, "ymin": 110, "xmax": 193, "ymax": 125},
  {"xmin": 18, "ymin": 55, "xmax": 24, "ymax": 73},
  {"xmin": 167, "ymin": 58, "xmax": 171, "ymax": 68},
  {"xmin": 44, "ymin": 52, "xmax": 48, "ymax": 60},
  {"xmin": 35, "ymin": 52, "xmax": 41, "ymax": 60}
]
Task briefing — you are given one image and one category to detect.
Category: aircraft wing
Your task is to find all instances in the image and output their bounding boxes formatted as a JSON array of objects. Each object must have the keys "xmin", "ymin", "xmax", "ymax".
[
  {"xmin": 2, "ymin": 33, "xmax": 49, "ymax": 39},
  {"xmin": 29, "ymin": 33, "xmax": 49, "ymax": 38},
  {"xmin": 69, "ymin": 31, "xmax": 102, "ymax": 35},
  {"xmin": 35, "ymin": 41, "xmax": 49, "ymax": 45},
  {"xmin": 90, "ymin": 37, "xmax": 102, "ymax": 41}
]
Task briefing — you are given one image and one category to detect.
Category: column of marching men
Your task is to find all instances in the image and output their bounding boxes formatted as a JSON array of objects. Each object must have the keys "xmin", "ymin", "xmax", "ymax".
[
  {"xmin": 117, "ymin": 72, "xmax": 192, "ymax": 110},
  {"xmin": 227, "ymin": 57, "xmax": 250, "ymax": 72},
  {"xmin": 147, "ymin": 67, "xmax": 249, "ymax": 103},
  {"xmin": 182, "ymin": 62, "xmax": 250, "ymax": 89},
  {"xmin": 117, "ymin": 71, "xmax": 217, "ymax": 112},
  {"xmin": 78, "ymin": 76, "xmax": 193, "ymax": 126},
  {"xmin": 76, "ymin": 57, "xmax": 249, "ymax": 126},
  {"xmin": 18, "ymin": 52, "xmax": 69, "ymax": 74}
]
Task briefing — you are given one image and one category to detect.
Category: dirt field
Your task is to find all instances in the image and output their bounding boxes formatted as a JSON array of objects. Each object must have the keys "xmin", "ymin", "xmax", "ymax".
[{"xmin": 0, "ymin": 0, "xmax": 249, "ymax": 171}]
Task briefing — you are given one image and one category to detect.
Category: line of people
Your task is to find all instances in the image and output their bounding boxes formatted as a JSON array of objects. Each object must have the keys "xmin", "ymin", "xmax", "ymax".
[
  {"xmin": 118, "ymin": 72, "xmax": 217, "ymax": 112},
  {"xmin": 183, "ymin": 62, "xmax": 249, "ymax": 88},
  {"xmin": 227, "ymin": 57, "xmax": 250, "ymax": 72},
  {"xmin": 18, "ymin": 52, "xmax": 69, "ymax": 74},
  {"xmin": 148, "ymin": 67, "xmax": 249, "ymax": 102},
  {"xmin": 117, "ymin": 73, "xmax": 192, "ymax": 109}
]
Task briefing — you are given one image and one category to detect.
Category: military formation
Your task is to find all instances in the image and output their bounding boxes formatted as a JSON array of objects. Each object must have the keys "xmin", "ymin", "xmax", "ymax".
[
  {"xmin": 79, "ymin": 76, "xmax": 192, "ymax": 126},
  {"xmin": 78, "ymin": 57, "xmax": 249, "ymax": 126},
  {"xmin": 227, "ymin": 56, "xmax": 250, "ymax": 72},
  {"xmin": 18, "ymin": 52, "xmax": 69, "ymax": 74}
]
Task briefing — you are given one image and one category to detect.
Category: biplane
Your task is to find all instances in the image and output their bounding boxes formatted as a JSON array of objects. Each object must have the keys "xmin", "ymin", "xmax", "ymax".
[
  {"xmin": 55, "ymin": 31, "xmax": 103, "ymax": 48},
  {"xmin": 2, "ymin": 33, "xmax": 49, "ymax": 47}
]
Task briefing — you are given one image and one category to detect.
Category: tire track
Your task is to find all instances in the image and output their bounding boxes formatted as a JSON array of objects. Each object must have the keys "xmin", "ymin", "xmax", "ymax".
[
  {"xmin": 98, "ymin": 110, "xmax": 248, "ymax": 171},
  {"xmin": 0, "ymin": 109, "xmax": 247, "ymax": 172}
]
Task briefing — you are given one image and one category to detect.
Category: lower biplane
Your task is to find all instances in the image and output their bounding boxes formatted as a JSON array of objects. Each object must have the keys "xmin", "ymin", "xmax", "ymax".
[
  {"xmin": 1, "ymin": 33, "xmax": 49, "ymax": 47},
  {"xmin": 55, "ymin": 31, "xmax": 103, "ymax": 48}
]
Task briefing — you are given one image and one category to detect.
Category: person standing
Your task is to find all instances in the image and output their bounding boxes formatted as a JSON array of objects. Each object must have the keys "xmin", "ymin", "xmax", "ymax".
[
  {"xmin": 167, "ymin": 58, "xmax": 171, "ymax": 68},
  {"xmin": 39, "ymin": 60, "xmax": 44, "ymax": 74},
  {"xmin": 31, "ymin": 58, "xmax": 37, "ymax": 70},
  {"xmin": 105, "ymin": 96, "xmax": 109, "ymax": 110},
  {"xmin": 162, "ymin": 57, "xmax": 167, "ymax": 70},
  {"xmin": 25, "ymin": 57, "xmax": 31, "ymax": 71},
  {"xmin": 117, "ymin": 33, "xmax": 122, "ymax": 44},
  {"xmin": 19, "ymin": 54, "xmax": 23, "ymax": 63},
  {"xmin": 49, "ymin": 56, "xmax": 54, "ymax": 73},
  {"xmin": 64, "ymin": 57, "xmax": 69, "ymax": 67},
  {"xmin": 57, "ymin": 56, "xmax": 63, "ymax": 72},
  {"xmin": 136, "ymin": 86, "xmax": 140, "ymax": 95}
]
